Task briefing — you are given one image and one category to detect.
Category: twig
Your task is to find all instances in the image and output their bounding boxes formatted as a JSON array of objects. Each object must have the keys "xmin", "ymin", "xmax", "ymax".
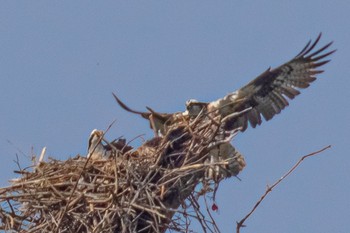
[
  {"xmin": 54, "ymin": 120, "xmax": 116, "ymax": 232},
  {"xmin": 203, "ymin": 195, "xmax": 220, "ymax": 233},
  {"xmin": 14, "ymin": 154, "xmax": 22, "ymax": 172},
  {"xmin": 0, "ymin": 101, "xmax": 251, "ymax": 232},
  {"xmin": 38, "ymin": 147, "xmax": 46, "ymax": 163},
  {"xmin": 7, "ymin": 139, "xmax": 29, "ymax": 159},
  {"xmin": 236, "ymin": 145, "xmax": 331, "ymax": 233}
]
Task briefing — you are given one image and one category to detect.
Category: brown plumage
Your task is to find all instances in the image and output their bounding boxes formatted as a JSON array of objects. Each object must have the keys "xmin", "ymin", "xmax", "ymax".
[
  {"xmin": 113, "ymin": 93, "xmax": 187, "ymax": 135},
  {"xmin": 114, "ymin": 34, "xmax": 335, "ymax": 133},
  {"xmin": 189, "ymin": 33, "xmax": 335, "ymax": 131}
]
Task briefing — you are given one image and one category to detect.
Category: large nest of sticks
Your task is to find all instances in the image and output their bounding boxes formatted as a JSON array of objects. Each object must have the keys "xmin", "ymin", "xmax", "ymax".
[{"xmin": 0, "ymin": 110, "xmax": 246, "ymax": 233}]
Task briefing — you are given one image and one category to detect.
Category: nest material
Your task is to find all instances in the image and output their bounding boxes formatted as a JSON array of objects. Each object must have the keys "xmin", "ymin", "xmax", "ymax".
[{"xmin": 0, "ymin": 112, "xmax": 246, "ymax": 233}]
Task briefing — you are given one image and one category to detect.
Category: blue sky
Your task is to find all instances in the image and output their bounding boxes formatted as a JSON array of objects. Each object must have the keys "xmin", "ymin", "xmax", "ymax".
[{"xmin": 1, "ymin": 2, "xmax": 349, "ymax": 233}]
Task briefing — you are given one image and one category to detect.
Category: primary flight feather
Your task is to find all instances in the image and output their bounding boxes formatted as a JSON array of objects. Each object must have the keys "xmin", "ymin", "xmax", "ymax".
[
  {"xmin": 114, "ymin": 33, "xmax": 335, "ymax": 134},
  {"xmin": 188, "ymin": 33, "xmax": 335, "ymax": 131}
]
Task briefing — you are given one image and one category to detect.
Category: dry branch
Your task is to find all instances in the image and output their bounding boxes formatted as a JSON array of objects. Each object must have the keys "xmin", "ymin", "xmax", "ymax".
[
  {"xmin": 0, "ymin": 112, "xmax": 245, "ymax": 233},
  {"xmin": 236, "ymin": 145, "xmax": 331, "ymax": 233}
]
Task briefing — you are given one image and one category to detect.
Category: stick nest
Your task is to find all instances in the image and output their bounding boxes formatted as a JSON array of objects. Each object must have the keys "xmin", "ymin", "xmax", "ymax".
[{"xmin": 0, "ymin": 114, "xmax": 245, "ymax": 233}]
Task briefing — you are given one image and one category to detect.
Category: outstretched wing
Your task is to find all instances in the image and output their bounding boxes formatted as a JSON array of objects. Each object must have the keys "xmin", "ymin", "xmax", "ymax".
[{"xmin": 213, "ymin": 33, "xmax": 335, "ymax": 131}]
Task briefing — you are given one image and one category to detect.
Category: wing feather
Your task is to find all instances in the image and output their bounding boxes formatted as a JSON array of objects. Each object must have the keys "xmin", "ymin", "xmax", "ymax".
[
  {"xmin": 247, "ymin": 108, "xmax": 262, "ymax": 128},
  {"xmin": 219, "ymin": 33, "xmax": 335, "ymax": 131},
  {"xmin": 112, "ymin": 93, "xmax": 150, "ymax": 119}
]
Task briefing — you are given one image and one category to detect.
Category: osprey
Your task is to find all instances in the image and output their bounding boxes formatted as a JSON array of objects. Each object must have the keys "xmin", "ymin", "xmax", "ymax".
[
  {"xmin": 87, "ymin": 129, "xmax": 111, "ymax": 160},
  {"xmin": 114, "ymin": 33, "xmax": 335, "ymax": 134},
  {"xmin": 87, "ymin": 129, "xmax": 134, "ymax": 160},
  {"xmin": 113, "ymin": 34, "xmax": 334, "ymax": 180}
]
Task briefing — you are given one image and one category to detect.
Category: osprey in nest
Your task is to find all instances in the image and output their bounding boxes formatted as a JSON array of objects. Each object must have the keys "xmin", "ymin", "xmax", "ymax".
[
  {"xmin": 110, "ymin": 33, "xmax": 334, "ymax": 180},
  {"xmin": 113, "ymin": 33, "xmax": 335, "ymax": 135}
]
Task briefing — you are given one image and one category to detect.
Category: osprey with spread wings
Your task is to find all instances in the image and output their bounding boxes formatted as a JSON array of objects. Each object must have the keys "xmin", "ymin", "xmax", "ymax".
[{"xmin": 113, "ymin": 34, "xmax": 335, "ymax": 135}]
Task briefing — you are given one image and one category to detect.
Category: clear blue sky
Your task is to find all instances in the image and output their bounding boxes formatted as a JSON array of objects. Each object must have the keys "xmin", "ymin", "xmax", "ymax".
[{"xmin": 1, "ymin": 2, "xmax": 349, "ymax": 233}]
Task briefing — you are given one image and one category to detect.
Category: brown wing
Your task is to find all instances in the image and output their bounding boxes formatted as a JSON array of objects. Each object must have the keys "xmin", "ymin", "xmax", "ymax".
[
  {"xmin": 112, "ymin": 93, "xmax": 174, "ymax": 120},
  {"xmin": 112, "ymin": 93, "xmax": 176, "ymax": 134},
  {"xmin": 221, "ymin": 33, "xmax": 335, "ymax": 131},
  {"xmin": 112, "ymin": 93, "xmax": 151, "ymax": 119}
]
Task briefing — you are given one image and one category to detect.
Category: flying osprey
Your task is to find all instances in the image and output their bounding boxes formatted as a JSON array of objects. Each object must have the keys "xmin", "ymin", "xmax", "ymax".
[{"xmin": 113, "ymin": 33, "xmax": 335, "ymax": 134}]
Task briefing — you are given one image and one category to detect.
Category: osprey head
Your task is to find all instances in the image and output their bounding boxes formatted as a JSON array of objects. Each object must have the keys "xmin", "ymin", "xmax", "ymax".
[
  {"xmin": 185, "ymin": 99, "xmax": 208, "ymax": 118},
  {"xmin": 88, "ymin": 129, "xmax": 103, "ymax": 148},
  {"xmin": 87, "ymin": 129, "xmax": 108, "ymax": 159}
]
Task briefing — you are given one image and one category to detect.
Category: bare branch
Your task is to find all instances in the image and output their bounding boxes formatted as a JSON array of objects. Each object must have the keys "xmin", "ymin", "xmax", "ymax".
[
  {"xmin": 236, "ymin": 145, "xmax": 331, "ymax": 233},
  {"xmin": 54, "ymin": 120, "xmax": 116, "ymax": 232}
]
